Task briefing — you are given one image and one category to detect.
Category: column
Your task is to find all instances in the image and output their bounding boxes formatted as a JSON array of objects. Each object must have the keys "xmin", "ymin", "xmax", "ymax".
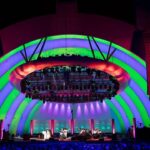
[
  {"xmin": 0, "ymin": 120, "xmax": 4, "ymax": 140},
  {"xmin": 133, "ymin": 117, "xmax": 136, "ymax": 139},
  {"xmin": 90, "ymin": 119, "xmax": 95, "ymax": 134},
  {"xmin": 30, "ymin": 120, "xmax": 35, "ymax": 135},
  {"xmin": 112, "ymin": 119, "xmax": 115, "ymax": 134},
  {"xmin": 70, "ymin": 119, "xmax": 75, "ymax": 134},
  {"xmin": 50, "ymin": 120, "xmax": 55, "ymax": 136}
]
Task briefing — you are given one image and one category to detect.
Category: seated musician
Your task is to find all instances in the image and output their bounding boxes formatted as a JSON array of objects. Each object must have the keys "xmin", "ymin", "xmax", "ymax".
[
  {"xmin": 79, "ymin": 128, "xmax": 92, "ymax": 135},
  {"xmin": 93, "ymin": 128, "xmax": 102, "ymax": 134},
  {"xmin": 42, "ymin": 129, "xmax": 51, "ymax": 140},
  {"xmin": 60, "ymin": 128, "xmax": 68, "ymax": 139},
  {"xmin": 92, "ymin": 129, "xmax": 102, "ymax": 139},
  {"xmin": 46, "ymin": 129, "xmax": 51, "ymax": 139},
  {"xmin": 79, "ymin": 129, "xmax": 85, "ymax": 135}
]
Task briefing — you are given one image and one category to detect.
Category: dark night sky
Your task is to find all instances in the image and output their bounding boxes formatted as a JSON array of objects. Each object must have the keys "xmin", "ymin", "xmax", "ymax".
[{"xmin": 0, "ymin": 0, "xmax": 145, "ymax": 29}]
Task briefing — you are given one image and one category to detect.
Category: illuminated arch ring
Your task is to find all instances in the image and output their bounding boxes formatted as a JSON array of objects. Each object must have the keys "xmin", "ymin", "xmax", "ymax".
[{"xmin": 0, "ymin": 35, "xmax": 150, "ymax": 135}]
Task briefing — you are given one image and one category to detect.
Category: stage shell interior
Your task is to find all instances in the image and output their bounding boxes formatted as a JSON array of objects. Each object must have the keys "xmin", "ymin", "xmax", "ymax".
[{"xmin": 0, "ymin": 34, "xmax": 150, "ymax": 135}]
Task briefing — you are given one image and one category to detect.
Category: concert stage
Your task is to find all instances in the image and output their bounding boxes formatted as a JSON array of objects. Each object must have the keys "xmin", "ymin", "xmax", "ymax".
[{"xmin": 1, "ymin": 1, "xmax": 150, "ymax": 150}]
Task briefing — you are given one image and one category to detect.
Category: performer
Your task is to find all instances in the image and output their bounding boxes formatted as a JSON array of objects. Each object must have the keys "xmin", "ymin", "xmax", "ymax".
[
  {"xmin": 93, "ymin": 128, "xmax": 102, "ymax": 134},
  {"xmin": 60, "ymin": 128, "xmax": 68, "ymax": 139},
  {"xmin": 79, "ymin": 129, "xmax": 86, "ymax": 136},
  {"xmin": 92, "ymin": 128, "xmax": 102, "ymax": 138},
  {"xmin": 42, "ymin": 129, "xmax": 51, "ymax": 140},
  {"xmin": 46, "ymin": 129, "xmax": 51, "ymax": 139}
]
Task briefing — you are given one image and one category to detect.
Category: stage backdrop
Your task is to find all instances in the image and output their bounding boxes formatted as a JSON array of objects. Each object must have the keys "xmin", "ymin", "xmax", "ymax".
[{"xmin": 33, "ymin": 102, "xmax": 113, "ymax": 133}]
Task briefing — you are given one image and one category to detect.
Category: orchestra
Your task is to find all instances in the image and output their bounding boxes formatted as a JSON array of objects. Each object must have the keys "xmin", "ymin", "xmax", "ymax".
[{"xmin": 39, "ymin": 128, "xmax": 103, "ymax": 141}]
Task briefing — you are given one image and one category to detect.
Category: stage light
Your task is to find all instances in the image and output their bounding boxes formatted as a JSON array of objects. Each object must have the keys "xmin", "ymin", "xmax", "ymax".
[
  {"xmin": 71, "ymin": 66, "xmax": 76, "ymax": 72},
  {"xmin": 99, "ymin": 98, "xmax": 103, "ymax": 103},
  {"xmin": 77, "ymin": 67, "xmax": 81, "ymax": 73},
  {"xmin": 18, "ymin": 56, "xmax": 121, "ymax": 103}
]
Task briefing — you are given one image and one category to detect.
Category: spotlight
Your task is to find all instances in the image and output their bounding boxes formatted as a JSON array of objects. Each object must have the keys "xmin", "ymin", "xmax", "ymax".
[
  {"xmin": 51, "ymin": 68, "xmax": 54, "ymax": 73},
  {"xmin": 77, "ymin": 67, "xmax": 81, "ymax": 73},
  {"xmin": 79, "ymin": 85, "xmax": 83, "ymax": 90},
  {"xmin": 71, "ymin": 66, "xmax": 76, "ymax": 72},
  {"xmin": 55, "ymin": 67, "xmax": 59, "ymax": 73},
  {"xmin": 43, "ymin": 68, "xmax": 48, "ymax": 75},
  {"xmin": 86, "ymin": 68, "xmax": 91, "ymax": 75}
]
